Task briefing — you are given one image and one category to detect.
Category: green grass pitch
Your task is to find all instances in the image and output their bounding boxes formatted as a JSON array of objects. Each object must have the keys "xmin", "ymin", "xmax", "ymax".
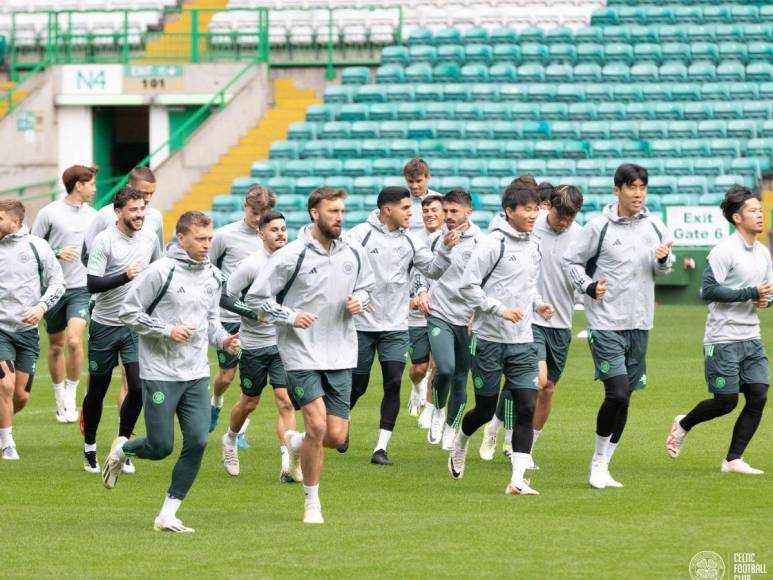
[{"xmin": 2, "ymin": 305, "xmax": 771, "ymax": 578}]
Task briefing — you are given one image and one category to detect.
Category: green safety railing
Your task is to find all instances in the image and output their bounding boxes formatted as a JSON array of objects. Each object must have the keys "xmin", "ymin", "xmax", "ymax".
[
  {"xmin": 0, "ymin": 175, "xmax": 126, "ymax": 208},
  {"xmin": 99, "ymin": 54, "xmax": 265, "ymax": 207}
]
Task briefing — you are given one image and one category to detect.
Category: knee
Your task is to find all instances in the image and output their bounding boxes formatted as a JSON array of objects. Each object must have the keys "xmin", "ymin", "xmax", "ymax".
[
  {"xmin": 434, "ymin": 363, "xmax": 454, "ymax": 381},
  {"xmin": 716, "ymin": 394, "xmax": 739, "ymax": 414},
  {"xmin": 275, "ymin": 395, "xmax": 294, "ymax": 415},
  {"xmin": 305, "ymin": 417, "xmax": 327, "ymax": 441},
  {"xmin": 327, "ymin": 427, "xmax": 347, "ymax": 448},
  {"xmin": 412, "ymin": 363, "xmax": 428, "ymax": 376},
  {"xmin": 0, "ymin": 379, "xmax": 12, "ymax": 399},
  {"xmin": 604, "ymin": 390, "xmax": 631, "ymax": 407},
  {"xmin": 49, "ymin": 342, "xmax": 65, "ymax": 357},
  {"xmin": 66, "ymin": 336, "xmax": 83, "ymax": 353},
  {"xmin": 147, "ymin": 439, "xmax": 174, "ymax": 460},
  {"xmin": 186, "ymin": 433, "xmax": 208, "ymax": 455},
  {"xmin": 243, "ymin": 396, "xmax": 260, "ymax": 414},
  {"xmin": 745, "ymin": 390, "xmax": 767, "ymax": 411},
  {"xmin": 541, "ymin": 381, "xmax": 556, "ymax": 397},
  {"xmin": 517, "ymin": 399, "xmax": 536, "ymax": 421},
  {"xmin": 14, "ymin": 391, "xmax": 30, "ymax": 412}
]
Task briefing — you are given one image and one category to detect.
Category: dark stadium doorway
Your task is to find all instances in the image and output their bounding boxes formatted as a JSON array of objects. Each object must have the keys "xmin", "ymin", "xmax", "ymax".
[{"xmin": 92, "ymin": 106, "xmax": 149, "ymax": 206}]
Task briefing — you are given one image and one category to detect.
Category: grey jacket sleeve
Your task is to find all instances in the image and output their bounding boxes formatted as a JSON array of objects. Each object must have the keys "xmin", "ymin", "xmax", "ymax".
[
  {"xmin": 36, "ymin": 240, "xmax": 66, "ymax": 312},
  {"xmin": 409, "ymin": 232, "xmax": 451, "ymax": 281},
  {"xmin": 459, "ymin": 240, "xmax": 506, "ymax": 317},
  {"xmin": 119, "ymin": 263, "xmax": 174, "ymax": 339},
  {"xmin": 207, "ymin": 278, "xmax": 229, "ymax": 349},
  {"xmin": 351, "ymin": 243, "xmax": 375, "ymax": 310},
  {"xmin": 245, "ymin": 250, "xmax": 299, "ymax": 326},
  {"xmin": 562, "ymin": 221, "xmax": 600, "ymax": 294},
  {"xmin": 30, "ymin": 208, "xmax": 51, "ymax": 243},
  {"xmin": 652, "ymin": 218, "xmax": 674, "ymax": 276}
]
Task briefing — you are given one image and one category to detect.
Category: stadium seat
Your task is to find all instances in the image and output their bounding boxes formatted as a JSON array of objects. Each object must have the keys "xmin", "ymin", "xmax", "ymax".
[
  {"xmin": 341, "ymin": 67, "xmax": 370, "ymax": 85},
  {"xmin": 433, "ymin": 62, "xmax": 461, "ymax": 82},
  {"xmin": 677, "ymin": 176, "xmax": 708, "ymax": 195},
  {"xmin": 342, "ymin": 159, "xmax": 372, "ymax": 177},
  {"xmin": 250, "ymin": 162, "xmax": 278, "ymax": 180},
  {"xmin": 405, "ymin": 63, "xmax": 433, "ymax": 83}
]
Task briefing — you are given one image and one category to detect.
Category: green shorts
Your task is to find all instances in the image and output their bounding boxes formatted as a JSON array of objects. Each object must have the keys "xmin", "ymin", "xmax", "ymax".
[
  {"xmin": 0, "ymin": 327, "xmax": 40, "ymax": 375},
  {"xmin": 533, "ymin": 325, "xmax": 572, "ymax": 383},
  {"xmin": 354, "ymin": 330, "xmax": 410, "ymax": 375},
  {"xmin": 587, "ymin": 329, "xmax": 649, "ymax": 389},
  {"xmin": 238, "ymin": 345, "xmax": 287, "ymax": 397},
  {"xmin": 216, "ymin": 322, "xmax": 241, "ymax": 370},
  {"xmin": 704, "ymin": 340, "xmax": 770, "ymax": 394},
  {"xmin": 408, "ymin": 326, "xmax": 431, "ymax": 364},
  {"xmin": 44, "ymin": 287, "xmax": 90, "ymax": 334},
  {"xmin": 471, "ymin": 336, "xmax": 539, "ymax": 396},
  {"xmin": 285, "ymin": 369, "xmax": 352, "ymax": 419},
  {"xmin": 87, "ymin": 320, "xmax": 138, "ymax": 376}
]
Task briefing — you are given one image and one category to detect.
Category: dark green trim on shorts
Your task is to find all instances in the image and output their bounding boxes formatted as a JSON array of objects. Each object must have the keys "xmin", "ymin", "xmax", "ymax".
[
  {"xmin": 0, "ymin": 327, "xmax": 40, "ymax": 375},
  {"xmin": 87, "ymin": 320, "xmax": 138, "ymax": 376},
  {"xmin": 44, "ymin": 287, "xmax": 91, "ymax": 334},
  {"xmin": 285, "ymin": 369, "xmax": 352, "ymax": 419}
]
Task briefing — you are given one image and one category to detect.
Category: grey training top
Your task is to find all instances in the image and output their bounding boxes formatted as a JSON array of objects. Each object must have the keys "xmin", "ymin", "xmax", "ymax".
[
  {"xmin": 85, "ymin": 203, "xmax": 164, "ymax": 253},
  {"xmin": 31, "ymin": 197, "xmax": 97, "ymax": 289},
  {"xmin": 87, "ymin": 226, "xmax": 161, "ymax": 326},
  {"xmin": 226, "ymin": 246, "xmax": 278, "ymax": 350}
]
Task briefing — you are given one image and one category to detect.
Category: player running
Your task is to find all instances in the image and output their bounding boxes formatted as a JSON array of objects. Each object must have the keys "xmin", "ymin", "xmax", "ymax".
[
  {"xmin": 221, "ymin": 211, "xmax": 298, "ymax": 481},
  {"xmin": 246, "ymin": 187, "xmax": 374, "ymax": 524},
  {"xmin": 32, "ymin": 165, "xmax": 98, "ymax": 424},
  {"xmin": 450, "ymin": 186, "xmax": 553, "ymax": 495},
  {"xmin": 346, "ymin": 187, "xmax": 460, "ymax": 465},
  {"xmin": 102, "ymin": 212, "xmax": 240, "ymax": 533},
  {"xmin": 563, "ymin": 163, "xmax": 673, "ymax": 490},
  {"xmin": 208, "ymin": 185, "xmax": 275, "ymax": 440},
  {"xmin": 81, "ymin": 188, "xmax": 161, "ymax": 474},
  {"xmin": 666, "ymin": 186, "xmax": 771, "ymax": 475},
  {"xmin": 0, "ymin": 200, "xmax": 65, "ymax": 460}
]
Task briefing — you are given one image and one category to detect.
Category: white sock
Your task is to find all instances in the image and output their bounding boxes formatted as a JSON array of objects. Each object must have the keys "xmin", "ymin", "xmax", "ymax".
[
  {"xmin": 289, "ymin": 431, "xmax": 305, "ymax": 450},
  {"xmin": 422, "ymin": 402, "xmax": 434, "ymax": 414},
  {"xmin": 280, "ymin": 446, "xmax": 289, "ymax": 470},
  {"xmin": 303, "ymin": 484, "xmax": 319, "ymax": 505},
  {"xmin": 531, "ymin": 429, "xmax": 542, "ymax": 453},
  {"xmin": 374, "ymin": 429, "xmax": 392, "ymax": 452},
  {"xmin": 239, "ymin": 418, "xmax": 250, "ymax": 435},
  {"xmin": 84, "ymin": 442, "xmax": 97, "ymax": 453},
  {"xmin": 488, "ymin": 416, "xmax": 503, "ymax": 434},
  {"xmin": 0, "ymin": 427, "xmax": 12, "ymax": 448},
  {"xmin": 225, "ymin": 428, "xmax": 238, "ymax": 445},
  {"xmin": 65, "ymin": 379, "xmax": 79, "ymax": 391},
  {"xmin": 418, "ymin": 375, "xmax": 428, "ymax": 401},
  {"xmin": 594, "ymin": 434, "xmax": 612, "ymax": 462},
  {"xmin": 454, "ymin": 430, "xmax": 469, "ymax": 448},
  {"xmin": 504, "ymin": 429, "xmax": 513, "ymax": 446},
  {"xmin": 53, "ymin": 382, "xmax": 65, "ymax": 404},
  {"xmin": 606, "ymin": 441, "xmax": 618, "ymax": 463},
  {"xmin": 159, "ymin": 495, "xmax": 182, "ymax": 520},
  {"xmin": 511, "ymin": 452, "xmax": 530, "ymax": 485},
  {"xmin": 211, "ymin": 394, "xmax": 224, "ymax": 408}
]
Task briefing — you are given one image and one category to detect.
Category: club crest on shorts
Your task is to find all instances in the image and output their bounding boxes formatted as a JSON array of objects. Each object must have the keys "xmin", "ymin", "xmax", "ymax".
[
  {"xmin": 715, "ymin": 376, "xmax": 726, "ymax": 389},
  {"xmin": 152, "ymin": 391, "xmax": 165, "ymax": 404},
  {"xmin": 242, "ymin": 377, "xmax": 253, "ymax": 390},
  {"xmin": 294, "ymin": 386, "xmax": 304, "ymax": 399},
  {"xmin": 599, "ymin": 360, "xmax": 610, "ymax": 373}
]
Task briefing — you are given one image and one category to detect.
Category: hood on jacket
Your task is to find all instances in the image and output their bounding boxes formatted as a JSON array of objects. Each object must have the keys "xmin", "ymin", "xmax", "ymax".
[
  {"xmin": 0, "ymin": 224, "xmax": 29, "ymax": 243},
  {"xmin": 602, "ymin": 203, "xmax": 652, "ymax": 224},
  {"xmin": 365, "ymin": 208, "xmax": 405, "ymax": 237},
  {"xmin": 490, "ymin": 217, "xmax": 533, "ymax": 242},
  {"xmin": 167, "ymin": 242, "xmax": 211, "ymax": 269}
]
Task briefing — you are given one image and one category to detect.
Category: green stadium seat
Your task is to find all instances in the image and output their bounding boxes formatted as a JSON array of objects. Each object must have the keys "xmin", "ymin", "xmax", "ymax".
[
  {"xmin": 547, "ymin": 159, "xmax": 576, "ymax": 175},
  {"xmin": 587, "ymin": 177, "xmax": 612, "ymax": 196},
  {"xmin": 545, "ymin": 64, "xmax": 574, "ymax": 83},
  {"xmin": 630, "ymin": 24, "xmax": 659, "ymax": 45},
  {"xmin": 659, "ymin": 25, "xmax": 688, "ymax": 44},
  {"xmin": 745, "ymin": 101, "xmax": 773, "ymax": 120},
  {"xmin": 341, "ymin": 67, "xmax": 370, "ymax": 85},
  {"xmin": 407, "ymin": 120, "xmax": 436, "ymax": 139},
  {"xmin": 489, "ymin": 28, "xmax": 518, "ymax": 45},
  {"xmin": 319, "ymin": 122, "xmax": 350, "ymax": 139},
  {"xmin": 435, "ymin": 120, "xmax": 463, "ymax": 139},
  {"xmin": 515, "ymin": 159, "xmax": 546, "ymax": 175},
  {"xmin": 681, "ymin": 139, "xmax": 711, "ymax": 157},
  {"xmin": 520, "ymin": 43, "xmax": 550, "ymax": 65},
  {"xmin": 694, "ymin": 158, "xmax": 729, "ymax": 177},
  {"xmin": 648, "ymin": 6, "xmax": 676, "ymax": 25},
  {"xmin": 590, "ymin": 141, "xmax": 623, "ymax": 158},
  {"xmin": 575, "ymin": 27, "xmax": 603, "ymax": 44},
  {"xmin": 462, "ymin": 121, "xmax": 490, "ymax": 139},
  {"xmin": 747, "ymin": 42, "xmax": 773, "ymax": 62},
  {"xmin": 324, "ymin": 176, "xmax": 353, "ymax": 192},
  {"xmin": 674, "ymin": 6, "xmax": 703, "ymax": 25},
  {"xmin": 350, "ymin": 121, "xmax": 379, "ymax": 140},
  {"xmin": 669, "ymin": 121, "xmax": 698, "ymax": 139},
  {"xmin": 603, "ymin": 26, "xmax": 631, "ymax": 44},
  {"xmin": 354, "ymin": 85, "xmax": 387, "ymax": 104},
  {"xmin": 338, "ymin": 104, "xmax": 369, "ymax": 122},
  {"xmin": 408, "ymin": 28, "xmax": 433, "ymax": 46},
  {"xmin": 519, "ymin": 27, "xmax": 546, "ymax": 44},
  {"xmin": 469, "ymin": 85, "xmax": 497, "ymax": 102},
  {"xmin": 342, "ymin": 159, "xmax": 372, "ymax": 177},
  {"xmin": 700, "ymin": 83, "xmax": 729, "ymax": 101},
  {"xmin": 717, "ymin": 61, "xmax": 746, "ymax": 82},
  {"xmin": 710, "ymin": 139, "xmax": 741, "ymax": 158},
  {"xmin": 573, "ymin": 63, "xmax": 602, "ymax": 82},
  {"xmin": 605, "ymin": 43, "xmax": 635, "ymax": 65},
  {"xmin": 353, "ymin": 176, "xmax": 383, "ymax": 195},
  {"xmin": 405, "ymin": 63, "xmax": 433, "ymax": 83},
  {"xmin": 742, "ymin": 24, "xmax": 772, "ymax": 43},
  {"xmin": 324, "ymin": 86, "xmax": 353, "ymax": 104},
  {"xmin": 283, "ymin": 159, "xmax": 314, "ymax": 177},
  {"xmin": 469, "ymin": 177, "xmax": 498, "ymax": 196},
  {"xmin": 436, "ymin": 44, "xmax": 465, "ymax": 63},
  {"xmin": 388, "ymin": 139, "xmax": 418, "ymax": 159},
  {"xmin": 213, "ymin": 194, "xmax": 243, "ymax": 213},
  {"xmin": 646, "ymin": 195, "xmax": 662, "ymax": 211},
  {"xmin": 434, "ymin": 28, "xmax": 463, "ymax": 46},
  {"xmin": 577, "ymin": 43, "xmax": 605, "ymax": 65},
  {"xmin": 581, "ymin": 121, "xmax": 610, "ymax": 140},
  {"xmin": 387, "ymin": 85, "xmax": 414, "ymax": 102},
  {"xmin": 712, "ymin": 102, "xmax": 742, "ymax": 120},
  {"xmin": 640, "ymin": 121, "xmax": 668, "ymax": 139},
  {"xmin": 344, "ymin": 210, "xmax": 371, "ymax": 226},
  {"xmin": 631, "ymin": 63, "xmax": 659, "ymax": 82},
  {"xmin": 640, "ymin": 83, "xmax": 671, "ymax": 102},
  {"xmin": 550, "ymin": 121, "xmax": 580, "ymax": 140},
  {"xmin": 415, "ymin": 84, "xmax": 443, "ymax": 102},
  {"xmin": 371, "ymin": 159, "xmax": 403, "ymax": 176},
  {"xmin": 380, "ymin": 46, "xmax": 409, "ymax": 66},
  {"xmin": 489, "ymin": 63, "xmax": 517, "ymax": 83},
  {"xmin": 647, "ymin": 176, "xmax": 678, "ymax": 196},
  {"xmin": 492, "ymin": 44, "xmax": 521, "ymax": 65},
  {"xmin": 660, "ymin": 194, "xmax": 696, "ymax": 207},
  {"xmin": 611, "ymin": 121, "xmax": 640, "ymax": 139},
  {"xmin": 623, "ymin": 103, "xmax": 650, "ymax": 121},
  {"xmin": 580, "ymin": 194, "xmax": 601, "ymax": 211},
  {"xmin": 476, "ymin": 140, "xmax": 504, "ymax": 158},
  {"xmin": 396, "ymin": 102, "xmax": 425, "ymax": 120},
  {"xmin": 585, "ymin": 84, "xmax": 613, "ymax": 102},
  {"xmin": 461, "ymin": 64, "xmax": 489, "ymax": 82},
  {"xmin": 408, "ymin": 45, "xmax": 437, "ymax": 64},
  {"xmin": 537, "ymin": 103, "xmax": 565, "ymax": 121},
  {"xmin": 465, "ymin": 44, "xmax": 493, "ymax": 65},
  {"xmin": 379, "ymin": 121, "xmax": 408, "ymax": 139},
  {"xmin": 375, "ymin": 65, "xmax": 405, "ymax": 84},
  {"xmin": 703, "ymin": 6, "xmax": 732, "ymax": 25},
  {"xmin": 591, "ymin": 8, "xmax": 619, "ymax": 27},
  {"xmin": 730, "ymin": 158, "xmax": 762, "ymax": 177},
  {"xmin": 250, "ymin": 162, "xmax": 277, "ymax": 179},
  {"xmin": 614, "ymin": 85, "xmax": 644, "ymax": 103},
  {"xmin": 300, "ymin": 141, "xmax": 333, "ymax": 159},
  {"xmin": 698, "ymin": 193, "xmax": 723, "ymax": 206},
  {"xmin": 287, "ymin": 122, "xmax": 316, "ymax": 141},
  {"xmin": 504, "ymin": 142, "xmax": 533, "ymax": 159},
  {"xmin": 563, "ymin": 141, "xmax": 591, "ymax": 159},
  {"xmin": 690, "ymin": 42, "xmax": 719, "ymax": 64},
  {"xmin": 332, "ymin": 139, "xmax": 360, "ymax": 159},
  {"xmin": 487, "ymin": 159, "xmax": 516, "ymax": 177},
  {"xmin": 655, "ymin": 102, "xmax": 684, "ymax": 120},
  {"xmin": 659, "ymin": 61, "xmax": 687, "ymax": 82},
  {"xmin": 480, "ymin": 102, "xmax": 511, "ymax": 121},
  {"xmin": 442, "ymin": 84, "xmax": 469, "ymax": 102},
  {"xmin": 519, "ymin": 121, "xmax": 548, "ymax": 140},
  {"xmin": 534, "ymin": 141, "xmax": 563, "ymax": 158},
  {"xmin": 672, "ymin": 83, "xmax": 701, "ymax": 102},
  {"xmin": 731, "ymin": 81, "xmax": 759, "ymax": 100},
  {"xmin": 688, "ymin": 61, "xmax": 716, "ymax": 81},
  {"xmin": 306, "ymin": 104, "xmax": 336, "ymax": 123},
  {"xmin": 529, "ymin": 85, "xmax": 556, "ymax": 102},
  {"xmin": 455, "ymin": 103, "xmax": 483, "ymax": 120},
  {"xmin": 747, "ymin": 62, "xmax": 773, "ymax": 82},
  {"xmin": 677, "ymin": 176, "xmax": 708, "ymax": 195},
  {"xmin": 549, "ymin": 43, "xmax": 577, "ymax": 64},
  {"xmin": 432, "ymin": 63, "xmax": 461, "ymax": 82},
  {"xmin": 649, "ymin": 140, "xmax": 680, "ymax": 158},
  {"xmin": 683, "ymin": 102, "xmax": 712, "ymax": 120},
  {"xmin": 367, "ymin": 103, "xmax": 396, "ymax": 121},
  {"xmin": 569, "ymin": 103, "xmax": 598, "ymax": 121},
  {"xmin": 442, "ymin": 139, "xmax": 472, "ymax": 158},
  {"xmin": 593, "ymin": 103, "xmax": 624, "ymax": 121},
  {"xmin": 462, "ymin": 27, "xmax": 489, "ymax": 44},
  {"xmin": 732, "ymin": 5, "xmax": 759, "ymax": 23},
  {"xmin": 726, "ymin": 120, "xmax": 757, "ymax": 140},
  {"xmin": 664, "ymin": 159, "xmax": 693, "ymax": 176},
  {"xmin": 719, "ymin": 42, "xmax": 748, "ymax": 62},
  {"xmin": 662, "ymin": 42, "xmax": 691, "ymax": 62},
  {"xmin": 435, "ymin": 176, "xmax": 470, "ymax": 191},
  {"xmin": 546, "ymin": 26, "xmax": 574, "ymax": 44},
  {"xmin": 508, "ymin": 102, "xmax": 536, "ymax": 121},
  {"xmin": 267, "ymin": 177, "xmax": 296, "ymax": 196},
  {"xmin": 269, "ymin": 141, "xmax": 299, "ymax": 160},
  {"xmin": 275, "ymin": 194, "xmax": 307, "ymax": 210},
  {"xmin": 284, "ymin": 210, "xmax": 310, "ymax": 227}
]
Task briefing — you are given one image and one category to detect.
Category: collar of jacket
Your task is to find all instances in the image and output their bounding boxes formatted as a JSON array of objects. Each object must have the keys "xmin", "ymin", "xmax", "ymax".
[{"xmin": 167, "ymin": 243, "xmax": 211, "ymax": 269}]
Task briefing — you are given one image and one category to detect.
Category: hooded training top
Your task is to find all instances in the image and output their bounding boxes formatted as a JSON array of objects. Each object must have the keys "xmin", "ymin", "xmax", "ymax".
[
  {"xmin": 119, "ymin": 244, "xmax": 229, "ymax": 382},
  {"xmin": 701, "ymin": 231, "xmax": 773, "ymax": 343},
  {"xmin": 533, "ymin": 211, "xmax": 583, "ymax": 330},
  {"xmin": 428, "ymin": 221, "xmax": 484, "ymax": 326},
  {"xmin": 409, "ymin": 189, "xmax": 440, "ymax": 234},
  {"xmin": 346, "ymin": 209, "xmax": 450, "ymax": 332},
  {"xmin": 227, "ymin": 246, "xmax": 277, "ymax": 350},
  {"xmin": 31, "ymin": 197, "xmax": 97, "ymax": 289},
  {"xmin": 245, "ymin": 225, "xmax": 375, "ymax": 371},
  {"xmin": 562, "ymin": 203, "xmax": 673, "ymax": 331},
  {"xmin": 0, "ymin": 225, "xmax": 66, "ymax": 333},
  {"xmin": 84, "ymin": 203, "xmax": 164, "ymax": 253},
  {"xmin": 459, "ymin": 219, "xmax": 543, "ymax": 344},
  {"xmin": 87, "ymin": 226, "xmax": 162, "ymax": 326},
  {"xmin": 409, "ymin": 228, "xmax": 443, "ymax": 328},
  {"xmin": 209, "ymin": 219, "xmax": 263, "ymax": 324}
]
